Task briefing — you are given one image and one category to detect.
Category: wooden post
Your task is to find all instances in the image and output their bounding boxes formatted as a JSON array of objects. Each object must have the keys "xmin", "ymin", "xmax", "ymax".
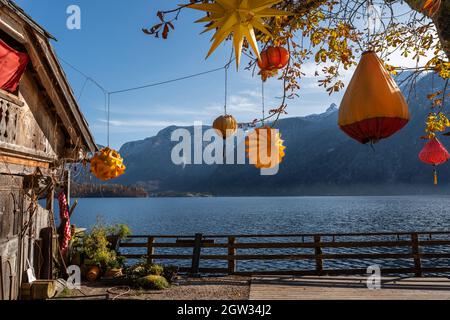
[
  {"xmin": 63, "ymin": 170, "xmax": 70, "ymax": 206},
  {"xmin": 314, "ymin": 235, "xmax": 323, "ymax": 275},
  {"xmin": 228, "ymin": 237, "xmax": 236, "ymax": 275},
  {"xmin": 45, "ymin": 186, "xmax": 54, "ymax": 213},
  {"xmin": 147, "ymin": 237, "xmax": 155, "ymax": 265},
  {"xmin": 191, "ymin": 233, "xmax": 203, "ymax": 276},
  {"xmin": 411, "ymin": 233, "xmax": 422, "ymax": 277}
]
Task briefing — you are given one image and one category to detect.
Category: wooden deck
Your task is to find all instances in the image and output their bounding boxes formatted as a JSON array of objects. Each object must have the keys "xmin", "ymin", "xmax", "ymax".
[{"xmin": 249, "ymin": 276, "xmax": 450, "ymax": 300}]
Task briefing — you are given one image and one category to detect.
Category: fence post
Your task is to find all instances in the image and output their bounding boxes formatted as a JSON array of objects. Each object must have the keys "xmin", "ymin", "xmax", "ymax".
[
  {"xmin": 411, "ymin": 233, "xmax": 422, "ymax": 277},
  {"xmin": 191, "ymin": 233, "xmax": 203, "ymax": 276},
  {"xmin": 228, "ymin": 237, "xmax": 236, "ymax": 275},
  {"xmin": 314, "ymin": 235, "xmax": 323, "ymax": 275},
  {"xmin": 147, "ymin": 237, "xmax": 155, "ymax": 265}
]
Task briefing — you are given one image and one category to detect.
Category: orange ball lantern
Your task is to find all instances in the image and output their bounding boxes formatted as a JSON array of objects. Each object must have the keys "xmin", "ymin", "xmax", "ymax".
[
  {"xmin": 257, "ymin": 46, "xmax": 290, "ymax": 71},
  {"xmin": 338, "ymin": 51, "xmax": 410, "ymax": 144},
  {"xmin": 246, "ymin": 127, "xmax": 286, "ymax": 169},
  {"xmin": 258, "ymin": 46, "xmax": 290, "ymax": 81},
  {"xmin": 90, "ymin": 147, "xmax": 126, "ymax": 181},
  {"xmin": 213, "ymin": 115, "xmax": 238, "ymax": 139},
  {"xmin": 419, "ymin": 137, "xmax": 450, "ymax": 185}
]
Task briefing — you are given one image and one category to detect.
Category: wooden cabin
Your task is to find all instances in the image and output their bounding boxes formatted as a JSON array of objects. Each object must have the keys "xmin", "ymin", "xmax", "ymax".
[{"xmin": 0, "ymin": 0, "xmax": 96, "ymax": 300}]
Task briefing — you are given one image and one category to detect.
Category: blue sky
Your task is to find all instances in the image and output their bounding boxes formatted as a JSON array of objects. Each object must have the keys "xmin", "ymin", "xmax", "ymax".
[{"xmin": 15, "ymin": 0, "xmax": 421, "ymax": 149}]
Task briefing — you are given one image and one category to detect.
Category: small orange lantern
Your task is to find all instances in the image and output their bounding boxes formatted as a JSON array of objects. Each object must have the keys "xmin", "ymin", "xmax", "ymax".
[
  {"xmin": 258, "ymin": 46, "xmax": 290, "ymax": 71},
  {"xmin": 213, "ymin": 115, "xmax": 238, "ymax": 139},
  {"xmin": 90, "ymin": 147, "xmax": 126, "ymax": 181},
  {"xmin": 339, "ymin": 51, "xmax": 410, "ymax": 144},
  {"xmin": 246, "ymin": 127, "xmax": 286, "ymax": 169},
  {"xmin": 258, "ymin": 46, "xmax": 290, "ymax": 81}
]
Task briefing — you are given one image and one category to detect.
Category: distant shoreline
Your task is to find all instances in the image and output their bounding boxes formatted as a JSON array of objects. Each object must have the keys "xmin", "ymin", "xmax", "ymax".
[{"xmin": 71, "ymin": 194, "xmax": 450, "ymax": 200}]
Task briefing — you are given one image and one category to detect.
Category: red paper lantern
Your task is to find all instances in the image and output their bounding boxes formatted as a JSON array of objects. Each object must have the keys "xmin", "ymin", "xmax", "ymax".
[
  {"xmin": 257, "ymin": 46, "xmax": 290, "ymax": 71},
  {"xmin": 419, "ymin": 137, "xmax": 450, "ymax": 185}
]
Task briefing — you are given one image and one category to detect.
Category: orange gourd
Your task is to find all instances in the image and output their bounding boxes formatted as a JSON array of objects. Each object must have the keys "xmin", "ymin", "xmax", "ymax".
[
  {"xmin": 90, "ymin": 147, "xmax": 126, "ymax": 181},
  {"xmin": 213, "ymin": 115, "xmax": 238, "ymax": 139},
  {"xmin": 86, "ymin": 266, "xmax": 101, "ymax": 282},
  {"xmin": 339, "ymin": 51, "xmax": 410, "ymax": 144},
  {"xmin": 246, "ymin": 127, "xmax": 286, "ymax": 169}
]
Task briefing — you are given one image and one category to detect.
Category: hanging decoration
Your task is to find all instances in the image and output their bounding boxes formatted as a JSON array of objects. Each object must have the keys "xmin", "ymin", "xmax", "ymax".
[
  {"xmin": 246, "ymin": 80, "xmax": 286, "ymax": 169},
  {"xmin": 58, "ymin": 191, "xmax": 71, "ymax": 256},
  {"xmin": 246, "ymin": 126, "xmax": 286, "ymax": 169},
  {"xmin": 419, "ymin": 137, "xmax": 450, "ymax": 185},
  {"xmin": 90, "ymin": 147, "xmax": 126, "ymax": 181},
  {"xmin": 213, "ymin": 115, "xmax": 238, "ymax": 138},
  {"xmin": 258, "ymin": 46, "xmax": 289, "ymax": 81},
  {"xmin": 213, "ymin": 65, "xmax": 238, "ymax": 139},
  {"xmin": 0, "ymin": 39, "xmax": 29, "ymax": 92},
  {"xmin": 188, "ymin": 0, "xmax": 292, "ymax": 69},
  {"xmin": 338, "ymin": 51, "xmax": 410, "ymax": 144}
]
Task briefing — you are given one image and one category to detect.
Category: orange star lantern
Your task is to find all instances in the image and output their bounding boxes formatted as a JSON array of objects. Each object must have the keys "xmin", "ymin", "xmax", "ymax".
[
  {"xmin": 419, "ymin": 137, "xmax": 450, "ymax": 185},
  {"xmin": 90, "ymin": 147, "xmax": 126, "ymax": 181},
  {"xmin": 213, "ymin": 114, "xmax": 238, "ymax": 139},
  {"xmin": 246, "ymin": 127, "xmax": 286, "ymax": 169},
  {"xmin": 338, "ymin": 51, "xmax": 410, "ymax": 144}
]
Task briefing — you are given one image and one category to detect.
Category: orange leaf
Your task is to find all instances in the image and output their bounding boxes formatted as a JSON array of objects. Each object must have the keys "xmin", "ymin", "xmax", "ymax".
[{"xmin": 423, "ymin": 0, "xmax": 441, "ymax": 17}]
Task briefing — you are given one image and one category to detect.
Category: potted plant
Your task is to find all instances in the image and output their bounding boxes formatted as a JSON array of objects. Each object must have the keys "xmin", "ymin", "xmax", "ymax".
[
  {"xmin": 104, "ymin": 256, "xmax": 126, "ymax": 279},
  {"xmin": 106, "ymin": 224, "xmax": 131, "ymax": 251},
  {"xmin": 80, "ymin": 221, "xmax": 130, "ymax": 281}
]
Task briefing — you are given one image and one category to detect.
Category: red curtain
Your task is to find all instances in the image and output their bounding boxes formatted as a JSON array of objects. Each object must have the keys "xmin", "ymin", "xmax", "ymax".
[{"xmin": 0, "ymin": 39, "xmax": 29, "ymax": 92}]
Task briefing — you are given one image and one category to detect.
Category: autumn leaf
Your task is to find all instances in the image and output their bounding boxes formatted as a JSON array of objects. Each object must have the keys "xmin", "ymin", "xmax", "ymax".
[
  {"xmin": 423, "ymin": 0, "xmax": 441, "ymax": 17},
  {"xmin": 162, "ymin": 24, "xmax": 170, "ymax": 39}
]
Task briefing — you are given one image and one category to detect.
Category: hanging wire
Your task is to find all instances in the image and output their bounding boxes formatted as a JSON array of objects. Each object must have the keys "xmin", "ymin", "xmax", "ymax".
[
  {"xmin": 366, "ymin": 0, "xmax": 372, "ymax": 51},
  {"xmin": 59, "ymin": 55, "xmax": 236, "ymax": 147},
  {"xmin": 261, "ymin": 80, "xmax": 265, "ymax": 127},
  {"xmin": 107, "ymin": 93, "xmax": 111, "ymax": 147},
  {"xmin": 77, "ymin": 77, "xmax": 89, "ymax": 102},
  {"xmin": 224, "ymin": 66, "xmax": 228, "ymax": 115},
  {"xmin": 109, "ymin": 67, "xmax": 226, "ymax": 95}
]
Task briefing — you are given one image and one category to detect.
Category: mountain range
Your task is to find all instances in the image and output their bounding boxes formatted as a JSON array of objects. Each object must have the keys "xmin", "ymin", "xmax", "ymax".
[{"xmin": 76, "ymin": 73, "xmax": 450, "ymax": 196}]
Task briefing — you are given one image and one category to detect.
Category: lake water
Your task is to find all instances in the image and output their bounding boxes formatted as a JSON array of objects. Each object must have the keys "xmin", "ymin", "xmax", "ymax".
[
  {"xmin": 66, "ymin": 196, "xmax": 450, "ymax": 272},
  {"xmin": 69, "ymin": 196, "xmax": 450, "ymax": 235}
]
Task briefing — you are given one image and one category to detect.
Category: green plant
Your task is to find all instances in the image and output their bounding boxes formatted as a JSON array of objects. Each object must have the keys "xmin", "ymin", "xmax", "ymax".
[
  {"xmin": 106, "ymin": 256, "xmax": 126, "ymax": 269},
  {"xmin": 148, "ymin": 264, "xmax": 164, "ymax": 276},
  {"xmin": 136, "ymin": 275, "xmax": 169, "ymax": 290},
  {"xmin": 81, "ymin": 221, "xmax": 129, "ymax": 269},
  {"xmin": 107, "ymin": 224, "xmax": 131, "ymax": 240},
  {"xmin": 163, "ymin": 266, "xmax": 179, "ymax": 283}
]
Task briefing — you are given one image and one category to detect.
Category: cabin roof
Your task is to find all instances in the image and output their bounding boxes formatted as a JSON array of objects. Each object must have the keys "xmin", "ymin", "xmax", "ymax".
[
  {"xmin": 0, "ymin": 0, "xmax": 98, "ymax": 154},
  {"xmin": 1, "ymin": 0, "xmax": 56, "ymax": 40}
]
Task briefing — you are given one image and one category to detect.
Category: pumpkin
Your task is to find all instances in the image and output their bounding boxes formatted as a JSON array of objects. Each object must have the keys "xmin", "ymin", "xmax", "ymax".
[
  {"xmin": 90, "ymin": 147, "xmax": 126, "ymax": 181},
  {"xmin": 213, "ymin": 115, "xmax": 238, "ymax": 139},
  {"xmin": 246, "ymin": 127, "xmax": 286, "ymax": 169},
  {"xmin": 419, "ymin": 137, "xmax": 450, "ymax": 185},
  {"xmin": 257, "ymin": 46, "xmax": 290, "ymax": 71},
  {"xmin": 338, "ymin": 51, "xmax": 410, "ymax": 144}
]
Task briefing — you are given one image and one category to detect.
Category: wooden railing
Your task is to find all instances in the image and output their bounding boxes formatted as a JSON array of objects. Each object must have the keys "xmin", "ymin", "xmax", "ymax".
[{"xmin": 118, "ymin": 231, "xmax": 450, "ymax": 276}]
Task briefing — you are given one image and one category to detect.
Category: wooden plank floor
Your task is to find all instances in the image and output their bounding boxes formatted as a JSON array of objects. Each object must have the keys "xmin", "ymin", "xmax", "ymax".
[{"xmin": 250, "ymin": 276, "xmax": 450, "ymax": 300}]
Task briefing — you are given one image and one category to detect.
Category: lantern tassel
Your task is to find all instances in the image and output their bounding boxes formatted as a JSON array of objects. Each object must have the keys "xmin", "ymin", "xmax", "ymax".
[{"xmin": 434, "ymin": 166, "xmax": 438, "ymax": 185}]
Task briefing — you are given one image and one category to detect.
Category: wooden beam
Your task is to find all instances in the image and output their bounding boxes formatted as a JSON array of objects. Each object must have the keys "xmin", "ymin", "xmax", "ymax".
[
  {"xmin": 0, "ymin": 89, "xmax": 24, "ymax": 106},
  {"xmin": 0, "ymin": 154, "xmax": 49, "ymax": 169}
]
